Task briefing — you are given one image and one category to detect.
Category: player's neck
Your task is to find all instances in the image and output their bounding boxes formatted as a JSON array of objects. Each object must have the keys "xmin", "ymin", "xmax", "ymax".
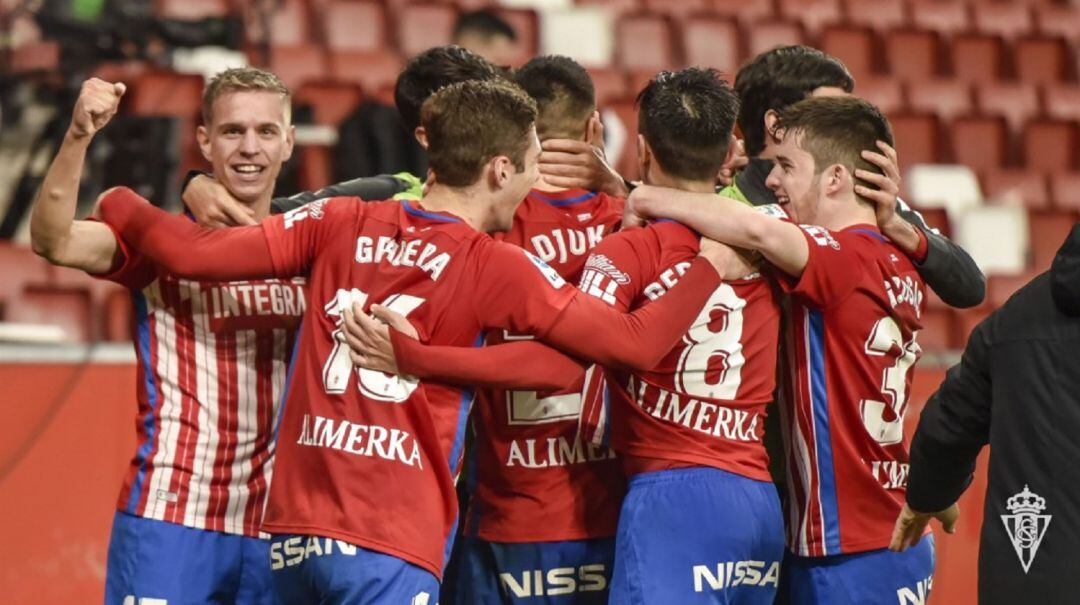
[
  {"xmin": 648, "ymin": 173, "xmax": 715, "ymax": 194},
  {"xmin": 420, "ymin": 183, "xmax": 487, "ymax": 230},
  {"xmin": 532, "ymin": 173, "xmax": 569, "ymax": 193},
  {"xmin": 820, "ymin": 194, "xmax": 877, "ymax": 231}
]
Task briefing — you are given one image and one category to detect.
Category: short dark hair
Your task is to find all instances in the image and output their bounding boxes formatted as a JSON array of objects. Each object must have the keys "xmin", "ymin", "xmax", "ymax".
[
  {"xmin": 636, "ymin": 68, "xmax": 740, "ymax": 182},
  {"xmin": 734, "ymin": 45, "xmax": 854, "ymax": 157},
  {"xmin": 774, "ymin": 96, "xmax": 893, "ymax": 205},
  {"xmin": 453, "ymin": 10, "xmax": 517, "ymax": 43},
  {"xmin": 394, "ymin": 45, "xmax": 506, "ymax": 132},
  {"xmin": 421, "ymin": 80, "xmax": 538, "ymax": 187},
  {"xmin": 513, "ymin": 55, "xmax": 595, "ymax": 140}
]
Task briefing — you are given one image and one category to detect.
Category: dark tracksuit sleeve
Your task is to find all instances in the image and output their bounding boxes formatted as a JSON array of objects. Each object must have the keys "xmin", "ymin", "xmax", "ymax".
[
  {"xmin": 897, "ymin": 200, "xmax": 986, "ymax": 308},
  {"xmin": 906, "ymin": 313, "xmax": 995, "ymax": 513},
  {"xmin": 269, "ymin": 175, "xmax": 410, "ymax": 214}
]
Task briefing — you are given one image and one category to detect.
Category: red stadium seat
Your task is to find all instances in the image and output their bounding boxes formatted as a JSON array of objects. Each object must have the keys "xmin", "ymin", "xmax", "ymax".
[
  {"xmin": 4, "ymin": 286, "xmax": 94, "ymax": 343},
  {"xmin": 856, "ymin": 78, "xmax": 904, "ymax": 115},
  {"xmin": 267, "ymin": 0, "xmax": 311, "ymax": 46},
  {"xmin": 494, "ymin": 8, "xmax": 539, "ymax": 67},
  {"xmin": 588, "ymin": 68, "xmax": 631, "ymax": 106},
  {"xmin": 643, "ymin": 0, "xmax": 710, "ymax": 19},
  {"xmin": 988, "ymin": 271, "xmax": 1040, "ymax": 309},
  {"xmin": 156, "ymin": 0, "xmax": 230, "ymax": 20},
  {"xmin": 1043, "ymin": 84, "xmax": 1080, "ymax": 123},
  {"xmin": 951, "ymin": 116, "xmax": 1007, "ymax": 171},
  {"xmin": 919, "ymin": 307, "xmax": 956, "ymax": 353},
  {"xmin": 975, "ymin": 82, "xmax": 1040, "ymax": 135},
  {"xmin": 1029, "ymin": 211, "xmax": 1078, "ymax": 271},
  {"xmin": 777, "ymin": 0, "xmax": 842, "ymax": 36},
  {"xmin": 972, "ymin": 3, "xmax": 1033, "ymax": 42},
  {"xmin": 1024, "ymin": 120, "xmax": 1078, "ymax": 173},
  {"xmin": 1049, "ymin": 172, "xmax": 1080, "ymax": 212},
  {"xmin": 296, "ymin": 146, "xmax": 334, "ymax": 193},
  {"xmin": 950, "ymin": 35, "xmax": 1006, "ymax": 83},
  {"xmin": 906, "ymin": 80, "xmax": 972, "ymax": 123},
  {"xmin": 888, "ymin": 113, "xmax": 942, "ymax": 166},
  {"xmin": 323, "ymin": 1, "xmax": 387, "ymax": 51},
  {"xmin": 328, "ymin": 50, "xmax": 403, "ymax": 97},
  {"xmin": 745, "ymin": 21, "xmax": 805, "ymax": 59},
  {"xmin": 982, "ymin": 170, "xmax": 1050, "ymax": 210},
  {"xmin": 128, "ymin": 71, "xmax": 204, "ymax": 120},
  {"xmin": 626, "ymin": 70, "xmax": 659, "ymax": 100},
  {"xmin": 1033, "ymin": 4, "xmax": 1080, "ymax": 44},
  {"xmin": 711, "ymin": 0, "xmax": 775, "ymax": 24},
  {"xmin": 295, "ymin": 82, "xmax": 364, "ymax": 126},
  {"xmin": 396, "ymin": 4, "xmax": 458, "ymax": 58},
  {"xmin": 843, "ymin": 0, "xmax": 906, "ymax": 33},
  {"xmin": 1015, "ymin": 37, "xmax": 1070, "ymax": 84},
  {"xmin": 820, "ymin": 26, "xmax": 876, "ymax": 81},
  {"xmin": 575, "ymin": 0, "xmax": 641, "ymax": 19},
  {"xmin": 884, "ymin": 30, "xmax": 940, "ymax": 82},
  {"xmin": 270, "ymin": 45, "xmax": 329, "ymax": 91},
  {"xmin": 910, "ymin": 0, "xmax": 970, "ymax": 38},
  {"xmin": 682, "ymin": 18, "xmax": 740, "ymax": 75},
  {"xmin": 616, "ymin": 14, "xmax": 677, "ymax": 71}
]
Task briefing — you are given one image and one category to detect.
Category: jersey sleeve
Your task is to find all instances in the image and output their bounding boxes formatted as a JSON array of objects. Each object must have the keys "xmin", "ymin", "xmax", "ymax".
[
  {"xmin": 86, "ymin": 218, "xmax": 157, "ymax": 289},
  {"xmin": 577, "ymin": 227, "xmax": 656, "ymax": 312},
  {"xmin": 775, "ymin": 226, "xmax": 867, "ymax": 309},
  {"xmin": 470, "ymin": 241, "xmax": 579, "ymax": 335},
  {"xmin": 261, "ymin": 196, "xmax": 363, "ymax": 276}
]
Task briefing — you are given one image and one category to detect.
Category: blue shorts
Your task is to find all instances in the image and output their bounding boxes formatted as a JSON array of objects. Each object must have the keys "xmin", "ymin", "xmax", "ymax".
[
  {"xmin": 269, "ymin": 534, "xmax": 439, "ymax": 605},
  {"xmin": 105, "ymin": 510, "xmax": 275, "ymax": 605},
  {"xmin": 454, "ymin": 535, "xmax": 614, "ymax": 604},
  {"xmin": 610, "ymin": 467, "xmax": 785, "ymax": 605},
  {"xmin": 778, "ymin": 534, "xmax": 935, "ymax": 605}
]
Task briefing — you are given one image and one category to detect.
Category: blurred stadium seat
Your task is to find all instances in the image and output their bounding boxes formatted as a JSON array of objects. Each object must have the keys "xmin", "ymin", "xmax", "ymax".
[
  {"xmin": 982, "ymin": 170, "xmax": 1050, "ymax": 210},
  {"xmin": 295, "ymin": 82, "xmax": 365, "ymax": 125},
  {"xmin": 616, "ymin": 14, "xmax": 677, "ymax": 70},
  {"xmin": 1023, "ymin": 120, "xmax": 1078, "ymax": 173},
  {"xmin": 820, "ymin": 26, "xmax": 876, "ymax": 81},
  {"xmin": 910, "ymin": 0, "xmax": 970, "ymax": 38},
  {"xmin": 711, "ymin": 0, "xmax": 775, "ymax": 24},
  {"xmin": 975, "ymin": 82, "xmax": 1040, "ymax": 136},
  {"xmin": 397, "ymin": 3, "xmax": 459, "ymax": 58},
  {"xmin": 270, "ymin": 44, "xmax": 329, "ymax": 91},
  {"xmin": 777, "ymin": 0, "xmax": 842, "ymax": 36},
  {"xmin": 681, "ymin": 18, "xmax": 740, "ymax": 74},
  {"xmin": 328, "ymin": 50, "xmax": 402, "ymax": 97},
  {"xmin": 745, "ymin": 21, "xmax": 805, "ymax": 58},
  {"xmin": 1033, "ymin": 4, "xmax": 1080, "ymax": 43},
  {"xmin": 843, "ymin": 0, "xmax": 906, "ymax": 33},
  {"xmin": 267, "ymin": 0, "xmax": 312, "ymax": 46},
  {"xmin": 955, "ymin": 205, "xmax": 1029, "ymax": 275},
  {"xmin": 906, "ymin": 80, "xmax": 972, "ymax": 123},
  {"xmin": 972, "ymin": 3, "xmax": 1032, "ymax": 42},
  {"xmin": 588, "ymin": 68, "xmax": 630, "ymax": 105},
  {"xmin": 889, "ymin": 114, "xmax": 943, "ymax": 166},
  {"xmin": 951, "ymin": 116, "xmax": 1007, "ymax": 171},
  {"xmin": 1050, "ymin": 172, "xmax": 1080, "ymax": 212},
  {"xmin": 950, "ymin": 34, "xmax": 1006, "ymax": 83},
  {"xmin": 1015, "ymin": 37, "xmax": 1070, "ymax": 84},
  {"xmin": 884, "ymin": 30, "xmax": 939, "ymax": 82},
  {"xmin": 323, "ymin": 1, "xmax": 388, "ymax": 51},
  {"xmin": 856, "ymin": 78, "xmax": 903, "ymax": 115},
  {"xmin": 1029, "ymin": 211, "xmax": 1077, "ymax": 271},
  {"xmin": 1043, "ymin": 84, "xmax": 1080, "ymax": 123},
  {"xmin": 906, "ymin": 164, "xmax": 982, "ymax": 219}
]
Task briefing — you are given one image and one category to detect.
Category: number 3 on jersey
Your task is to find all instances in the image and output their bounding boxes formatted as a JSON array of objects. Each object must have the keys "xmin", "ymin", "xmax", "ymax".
[
  {"xmin": 322, "ymin": 288, "xmax": 425, "ymax": 402},
  {"xmin": 860, "ymin": 316, "xmax": 920, "ymax": 445}
]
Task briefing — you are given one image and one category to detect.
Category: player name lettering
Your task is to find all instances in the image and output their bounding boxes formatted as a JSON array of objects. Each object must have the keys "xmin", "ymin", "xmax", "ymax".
[
  {"xmin": 270, "ymin": 536, "xmax": 359, "ymax": 570},
  {"xmin": 505, "ymin": 435, "xmax": 616, "ymax": 469},
  {"xmin": 296, "ymin": 414, "xmax": 423, "ymax": 469},
  {"xmin": 354, "ymin": 236, "xmax": 451, "ymax": 281},
  {"xmin": 644, "ymin": 261, "xmax": 693, "ymax": 301},
  {"xmin": 692, "ymin": 560, "xmax": 780, "ymax": 592},
  {"xmin": 884, "ymin": 275, "xmax": 924, "ymax": 318},
  {"xmin": 870, "ymin": 459, "xmax": 909, "ymax": 490},
  {"xmin": 897, "ymin": 574, "xmax": 933, "ymax": 605},
  {"xmin": 499, "ymin": 564, "xmax": 607, "ymax": 598},
  {"xmin": 207, "ymin": 280, "xmax": 306, "ymax": 320},
  {"xmin": 530, "ymin": 225, "xmax": 606, "ymax": 265},
  {"xmin": 634, "ymin": 378, "xmax": 760, "ymax": 443}
]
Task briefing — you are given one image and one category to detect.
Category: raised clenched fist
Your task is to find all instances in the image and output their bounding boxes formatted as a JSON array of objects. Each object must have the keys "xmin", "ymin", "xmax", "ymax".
[{"xmin": 69, "ymin": 78, "xmax": 126, "ymax": 140}]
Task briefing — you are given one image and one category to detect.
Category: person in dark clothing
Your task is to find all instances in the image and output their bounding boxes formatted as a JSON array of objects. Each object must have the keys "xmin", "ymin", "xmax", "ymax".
[{"xmin": 891, "ymin": 222, "xmax": 1080, "ymax": 605}]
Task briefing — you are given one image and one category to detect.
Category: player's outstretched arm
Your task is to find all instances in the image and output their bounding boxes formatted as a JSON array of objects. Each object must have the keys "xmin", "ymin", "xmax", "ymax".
[
  {"xmin": 856, "ymin": 141, "xmax": 986, "ymax": 308},
  {"xmin": 627, "ymin": 184, "xmax": 810, "ymax": 277},
  {"xmin": 342, "ymin": 304, "xmax": 587, "ymax": 391},
  {"xmin": 98, "ymin": 187, "xmax": 278, "ymax": 281},
  {"xmin": 30, "ymin": 78, "xmax": 126, "ymax": 275}
]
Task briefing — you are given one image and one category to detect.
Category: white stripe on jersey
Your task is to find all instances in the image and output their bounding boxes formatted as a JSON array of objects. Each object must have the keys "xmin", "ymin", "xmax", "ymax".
[
  {"xmin": 147, "ymin": 284, "xmax": 180, "ymax": 522},
  {"xmin": 225, "ymin": 329, "xmax": 258, "ymax": 535},
  {"xmin": 187, "ymin": 281, "xmax": 213, "ymax": 530}
]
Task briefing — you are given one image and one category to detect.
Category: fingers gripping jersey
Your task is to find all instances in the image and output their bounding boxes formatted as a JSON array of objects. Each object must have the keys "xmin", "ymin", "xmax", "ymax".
[
  {"xmin": 97, "ymin": 223, "xmax": 303, "ymax": 538},
  {"xmin": 470, "ymin": 189, "xmax": 627, "ymax": 542},
  {"xmin": 777, "ymin": 225, "xmax": 926, "ymax": 557},
  {"xmin": 577, "ymin": 221, "xmax": 781, "ymax": 481},
  {"xmin": 259, "ymin": 198, "xmax": 577, "ymax": 578}
]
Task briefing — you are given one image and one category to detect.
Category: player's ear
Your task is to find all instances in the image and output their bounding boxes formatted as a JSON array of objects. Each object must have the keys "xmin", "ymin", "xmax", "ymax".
[
  {"xmin": 764, "ymin": 110, "xmax": 781, "ymax": 144},
  {"xmin": 491, "ymin": 154, "xmax": 512, "ymax": 188},
  {"xmin": 414, "ymin": 126, "xmax": 429, "ymax": 150},
  {"xmin": 196, "ymin": 124, "xmax": 213, "ymax": 163},
  {"xmin": 282, "ymin": 124, "xmax": 296, "ymax": 163},
  {"xmin": 823, "ymin": 163, "xmax": 847, "ymax": 196},
  {"xmin": 637, "ymin": 134, "xmax": 651, "ymax": 181}
]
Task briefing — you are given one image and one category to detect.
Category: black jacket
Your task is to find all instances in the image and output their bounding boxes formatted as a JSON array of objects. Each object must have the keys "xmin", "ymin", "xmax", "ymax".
[{"xmin": 906, "ymin": 222, "xmax": 1080, "ymax": 605}]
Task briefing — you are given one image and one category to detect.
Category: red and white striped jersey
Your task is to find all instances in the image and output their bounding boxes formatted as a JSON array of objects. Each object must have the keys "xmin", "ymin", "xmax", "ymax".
[
  {"xmin": 468, "ymin": 188, "xmax": 626, "ymax": 542},
  {"xmin": 578, "ymin": 221, "xmax": 780, "ymax": 481},
  {"xmin": 777, "ymin": 224, "xmax": 925, "ymax": 557},
  {"xmin": 99, "ymin": 238, "xmax": 305, "ymax": 537}
]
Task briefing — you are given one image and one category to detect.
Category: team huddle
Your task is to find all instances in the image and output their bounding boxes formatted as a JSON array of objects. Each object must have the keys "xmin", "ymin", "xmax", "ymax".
[{"xmin": 31, "ymin": 42, "xmax": 983, "ymax": 605}]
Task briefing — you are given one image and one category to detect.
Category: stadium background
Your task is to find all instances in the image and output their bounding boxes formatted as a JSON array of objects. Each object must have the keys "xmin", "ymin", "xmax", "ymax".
[{"xmin": 1, "ymin": 0, "xmax": 1075, "ymax": 602}]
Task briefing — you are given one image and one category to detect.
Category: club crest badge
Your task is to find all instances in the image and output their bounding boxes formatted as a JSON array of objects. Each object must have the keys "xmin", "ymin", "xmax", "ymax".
[{"xmin": 1001, "ymin": 485, "xmax": 1051, "ymax": 573}]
